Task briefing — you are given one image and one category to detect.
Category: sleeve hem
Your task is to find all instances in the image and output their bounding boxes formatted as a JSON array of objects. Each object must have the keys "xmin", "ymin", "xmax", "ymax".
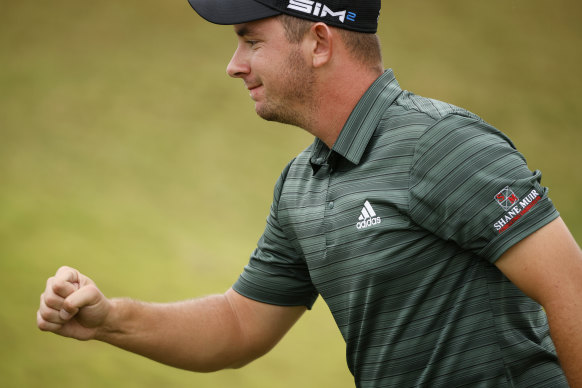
[
  {"xmin": 480, "ymin": 209, "xmax": 560, "ymax": 264},
  {"xmin": 232, "ymin": 281, "xmax": 318, "ymax": 310}
]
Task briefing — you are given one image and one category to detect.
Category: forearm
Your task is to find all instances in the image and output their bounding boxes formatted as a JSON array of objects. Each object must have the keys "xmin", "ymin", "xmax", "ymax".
[
  {"xmin": 546, "ymin": 300, "xmax": 582, "ymax": 387},
  {"xmin": 95, "ymin": 294, "xmax": 251, "ymax": 372},
  {"xmin": 39, "ymin": 268, "xmax": 306, "ymax": 372}
]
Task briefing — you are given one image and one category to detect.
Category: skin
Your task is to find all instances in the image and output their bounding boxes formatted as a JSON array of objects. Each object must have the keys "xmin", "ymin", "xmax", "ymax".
[
  {"xmin": 37, "ymin": 273, "xmax": 305, "ymax": 371},
  {"xmin": 37, "ymin": 16, "xmax": 582, "ymax": 386},
  {"xmin": 226, "ymin": 16, "xmax": 382, "ymax": 148},
  {"xmin": 227, "ymin": 20, "xmax": 318, "ymax": 129},
  {"xmin": 495, "ymin": 217, "xmax": 582, "ymax": 386}
]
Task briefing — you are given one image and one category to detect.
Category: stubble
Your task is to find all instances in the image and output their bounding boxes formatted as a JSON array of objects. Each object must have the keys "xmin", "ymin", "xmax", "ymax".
[{"xmin": 255, "ymin": 46, "xmax": 318, "ymax": 130}]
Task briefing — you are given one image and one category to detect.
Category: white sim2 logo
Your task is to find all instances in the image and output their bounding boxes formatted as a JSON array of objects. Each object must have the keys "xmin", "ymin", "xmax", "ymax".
[
  {"xmin": 287, "ymin": 0, "xmax": 357, "ymax": 23},
  {"xmin": 356, "ymin": 200, "xmax": 381, "ymax": 230}
]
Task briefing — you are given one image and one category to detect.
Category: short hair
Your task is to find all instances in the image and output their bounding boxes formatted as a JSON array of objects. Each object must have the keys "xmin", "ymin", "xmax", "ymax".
[{"xmin": 279, "ymin": 14, "xmax": 383, "ymax": 70}]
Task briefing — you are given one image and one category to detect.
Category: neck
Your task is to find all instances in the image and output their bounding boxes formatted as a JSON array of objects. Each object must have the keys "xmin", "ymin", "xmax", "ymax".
[{"xmin": 303, "ymin": 66, "xmax": 382, "ymax": 149}]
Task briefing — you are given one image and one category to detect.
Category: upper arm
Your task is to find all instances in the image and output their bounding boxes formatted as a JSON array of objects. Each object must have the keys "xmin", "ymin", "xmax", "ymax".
[
  {"xmin": 495, "ymin": 217, "xmax": 582, "ymax": 386},
  {"xmin": 494, "ymin": 217, "xmax": 582, "ymax": 308},
  {"xmin": 224, "ymin": 288, "xmax": 307, "ymax": 368}
]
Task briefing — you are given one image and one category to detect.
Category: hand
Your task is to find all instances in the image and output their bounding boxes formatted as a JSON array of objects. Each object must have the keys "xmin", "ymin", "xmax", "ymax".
[{"xmin": 37, "ymin": 266, "xmax": 112, "ymax": 341}]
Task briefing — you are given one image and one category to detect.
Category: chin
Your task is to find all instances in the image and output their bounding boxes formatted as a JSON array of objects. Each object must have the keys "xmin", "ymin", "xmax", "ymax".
[
  {"xmin": 255, "ymin": 100, "xmax": 304, "ymax": 127},
  {"xmin": 254, "ymin": 103, "xmax": 276, "ymax": 121}
]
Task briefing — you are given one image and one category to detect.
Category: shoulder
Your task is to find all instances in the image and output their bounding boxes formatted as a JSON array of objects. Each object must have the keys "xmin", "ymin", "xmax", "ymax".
[
  {"xmin": 410, "ymin": 113, "xmax": 519, "ymax": 177},
  {"xmin": 372, "ymin": 90, "xmax": 489, "ymax": 149},
  {"xmin": 393, "ymin": 90, "xmax": 481, "ymax": 122}
]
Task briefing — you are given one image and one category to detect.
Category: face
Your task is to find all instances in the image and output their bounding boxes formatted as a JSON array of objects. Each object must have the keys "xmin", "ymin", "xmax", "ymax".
[{"xmin": 226, "ymin": 17, "xmax": 317, "ymax": 128}]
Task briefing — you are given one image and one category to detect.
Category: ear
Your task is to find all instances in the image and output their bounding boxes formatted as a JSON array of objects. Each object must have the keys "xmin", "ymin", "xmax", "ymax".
[{"xmin": 307, "ymin": 23, "xmax": 333, "ymax": 68}]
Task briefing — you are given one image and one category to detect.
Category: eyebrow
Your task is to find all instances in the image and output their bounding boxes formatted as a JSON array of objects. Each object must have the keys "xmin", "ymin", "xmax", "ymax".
[{"xmin": 235, "ymin": 25, "xmax": 250, "ymax": 37}]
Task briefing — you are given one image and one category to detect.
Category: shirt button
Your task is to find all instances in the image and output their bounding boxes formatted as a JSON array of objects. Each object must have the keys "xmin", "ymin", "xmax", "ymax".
[{"xmin": 328, "ymin": 201, "xmax": 334, "ymax": 210}]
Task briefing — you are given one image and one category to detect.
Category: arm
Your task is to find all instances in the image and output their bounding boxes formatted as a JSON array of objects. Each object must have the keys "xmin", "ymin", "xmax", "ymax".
[
  {"xmin": 37, "ymin": 266, "xmax": 306, "ymax": 372},
  {"xmin": 495, "ymin": 217, "xmax": 582, "ymax": 387}
]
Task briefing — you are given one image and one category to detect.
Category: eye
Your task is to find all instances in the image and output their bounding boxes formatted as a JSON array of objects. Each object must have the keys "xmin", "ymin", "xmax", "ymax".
[{"xmin": 246, "ymin": 40, "xmax": 258, "ymax": 47}]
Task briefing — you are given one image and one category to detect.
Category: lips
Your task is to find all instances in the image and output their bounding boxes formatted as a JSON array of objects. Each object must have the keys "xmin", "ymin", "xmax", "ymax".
[
  {"xmin": 246, "ymin": 83, "xmax": 263, "ymax": 100},
  {"xmin": 246, "ymin": 83, "xmax": 262, "ymax": 91}
]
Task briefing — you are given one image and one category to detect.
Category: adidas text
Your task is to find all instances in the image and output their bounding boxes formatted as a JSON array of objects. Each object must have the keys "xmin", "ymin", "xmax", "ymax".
[
  {"xmin": 356, "ymin": 217, "xmax": 381, "ymax": 230},
  {"xmin": 356, "ymin": 200, "xmax": 382, "ymax": 230}
]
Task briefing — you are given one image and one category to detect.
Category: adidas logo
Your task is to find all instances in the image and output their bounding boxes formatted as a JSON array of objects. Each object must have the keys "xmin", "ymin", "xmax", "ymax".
[{"xmin": 356, "ymin": 200, "xmax": 382, "ymax": 230}]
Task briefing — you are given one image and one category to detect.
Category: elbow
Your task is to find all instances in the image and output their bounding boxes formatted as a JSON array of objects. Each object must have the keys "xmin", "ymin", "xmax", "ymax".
[
  {"xmin": 223, "ymin": 343, "xmax": 272, "ymax": 370},
  {"xmin": 227, "ymin": 359, "xmax": 253, "ymax": 370}
]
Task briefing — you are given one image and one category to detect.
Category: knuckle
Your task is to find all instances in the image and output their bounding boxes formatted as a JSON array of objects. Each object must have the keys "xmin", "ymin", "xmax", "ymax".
[
  {"xmin": 43, "ymin": 293, "xmax": 63, "ymax": 309},
  {"xmin": 62, "ymin": 298, "xmax": 74, "ymax": 312},
  {"xmin": 37, "ymin": 316, "xmax": 60, "ymax": 332},
  {"xmin": 38, "ymin": 306, "xmax": 55, "ymax": 322},
  {"xmin": 56, "ymin": 266, "xmax": 74, "ymax": 280},
  {"xmin": 39, "ymin": 292, "xmax": 48, "ymax": 309},
  {"xmin": 51, "ymin": 278, "xmax": 75, "ymax": 298},
  {"xmin": 51, "ymin": 280, "xmax": 65, "ymax": 293},
  {"xmin": 62, "ymin": 296, "xmax": 81, "ymax": 315},
  {"xmin": 36, "ymin": 317, "xmax": 48, "ymax": 331},
  {"xmin": 84, "ymin": 284, "xmax": 99, "ymax": 295},
  {"xmin": 38, "ymin": 324, "xmax": 51, "ymax": 332},
  {"xmin": 45, "ymin": 275, "xmax": 56, "ymax": 288},
  {"xmin": 57, "ymin": 265, "xmax": 72, "ymax": 274}
]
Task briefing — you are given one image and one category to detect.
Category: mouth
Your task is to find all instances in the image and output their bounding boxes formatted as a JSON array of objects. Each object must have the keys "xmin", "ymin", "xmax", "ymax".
[
  {"xmin": 246, "ymin": 83, "xmax": 261, "ymax": 91},
  {"xmin": 246, "ymin": 84, "xmax": 263, "ymax": 100}
]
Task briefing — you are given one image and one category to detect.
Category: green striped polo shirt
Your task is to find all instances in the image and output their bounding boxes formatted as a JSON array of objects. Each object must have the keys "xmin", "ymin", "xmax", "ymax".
[{"xmin": 233, "ymin": 70, "xmax": 567, "ymax": 387}]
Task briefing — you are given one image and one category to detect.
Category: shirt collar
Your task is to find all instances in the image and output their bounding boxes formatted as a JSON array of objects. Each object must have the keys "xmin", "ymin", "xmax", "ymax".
[{"xmin": 310, "ymin": 69, "xmax": 403, "ymax": 172}]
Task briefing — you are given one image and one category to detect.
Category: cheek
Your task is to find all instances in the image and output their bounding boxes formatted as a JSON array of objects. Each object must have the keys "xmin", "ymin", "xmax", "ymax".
[{"xmin": 252, "ymin": 48, "xmax": 289, "ymax": 75}]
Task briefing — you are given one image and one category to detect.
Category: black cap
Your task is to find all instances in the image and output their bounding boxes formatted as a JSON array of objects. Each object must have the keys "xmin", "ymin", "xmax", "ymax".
[{"xmin": 187, "ymin": 0, "xmax": 381, "ymax": 33}]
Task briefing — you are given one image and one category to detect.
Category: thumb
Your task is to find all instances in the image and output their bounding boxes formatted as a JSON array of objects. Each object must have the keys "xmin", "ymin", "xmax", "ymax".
[{"xmin": 60, "ymin": 284, "xmax": 108, "ymax": 324}]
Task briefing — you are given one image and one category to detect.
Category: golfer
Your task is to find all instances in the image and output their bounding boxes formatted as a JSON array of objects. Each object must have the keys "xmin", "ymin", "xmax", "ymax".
[{"xmin": 37, "ymin": 1, "xmax": 582, "ymax": 387}]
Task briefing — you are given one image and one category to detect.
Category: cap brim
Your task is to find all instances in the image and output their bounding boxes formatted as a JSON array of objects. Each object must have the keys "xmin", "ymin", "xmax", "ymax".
[{"xmin": 187, "ymin": 0, "xmax": 281, "ymax": 25}]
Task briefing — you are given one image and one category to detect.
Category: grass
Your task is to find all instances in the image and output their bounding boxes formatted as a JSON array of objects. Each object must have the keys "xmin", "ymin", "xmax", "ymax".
[{"xmin": 0, "ymin": 0, "xmax": 580, "ymax": 387}]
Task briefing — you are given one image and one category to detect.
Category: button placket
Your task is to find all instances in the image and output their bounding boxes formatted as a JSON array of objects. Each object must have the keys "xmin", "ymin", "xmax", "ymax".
[{"xmin": 323, "ymin": 165, "xmax": 335, "ymax": 248}]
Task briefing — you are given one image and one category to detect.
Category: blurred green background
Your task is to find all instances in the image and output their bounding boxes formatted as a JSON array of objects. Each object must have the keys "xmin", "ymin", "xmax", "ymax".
[{"xmin": 1, "ymin": 0, "xmax": 580, "ymax": 387}]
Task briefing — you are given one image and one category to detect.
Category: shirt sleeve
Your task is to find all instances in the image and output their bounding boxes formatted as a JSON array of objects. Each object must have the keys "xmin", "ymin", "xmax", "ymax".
[
  {"xmin": 232, "ymin": 159, "xmax": 319, "ymax": 309},
  {"xmin": 408, "ymin": 114, "xmax": 559, "ymax": 263}
]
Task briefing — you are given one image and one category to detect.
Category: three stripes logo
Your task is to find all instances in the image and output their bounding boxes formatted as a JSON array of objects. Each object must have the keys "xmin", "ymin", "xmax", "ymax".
[{"xmin": 356, "ymin": 200, "xmax": 382, "ymax": 230}]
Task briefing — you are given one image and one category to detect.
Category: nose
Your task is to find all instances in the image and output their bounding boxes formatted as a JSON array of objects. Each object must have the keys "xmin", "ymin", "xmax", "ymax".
[{"xmin": 226, "ymin": 45, "xmax": 249, "ymax": 79}]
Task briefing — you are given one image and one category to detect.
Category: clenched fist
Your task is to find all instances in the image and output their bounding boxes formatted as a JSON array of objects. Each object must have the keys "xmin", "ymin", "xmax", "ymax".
[{"xmin": 37, "ymin": 266, "xmax": 112, "ymax": 341}]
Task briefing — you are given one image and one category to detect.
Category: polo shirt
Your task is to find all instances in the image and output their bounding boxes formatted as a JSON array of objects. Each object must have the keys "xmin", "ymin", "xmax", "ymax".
[{"xmin": 233, "ymin": 70, "xmax": 567, "ymax": 387}]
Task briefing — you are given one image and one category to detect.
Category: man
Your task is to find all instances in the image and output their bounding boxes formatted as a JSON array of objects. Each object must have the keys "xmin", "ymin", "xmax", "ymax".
[{"xmin": 37, "ymin": 1, "xmax": 582, "ymax": 387}]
